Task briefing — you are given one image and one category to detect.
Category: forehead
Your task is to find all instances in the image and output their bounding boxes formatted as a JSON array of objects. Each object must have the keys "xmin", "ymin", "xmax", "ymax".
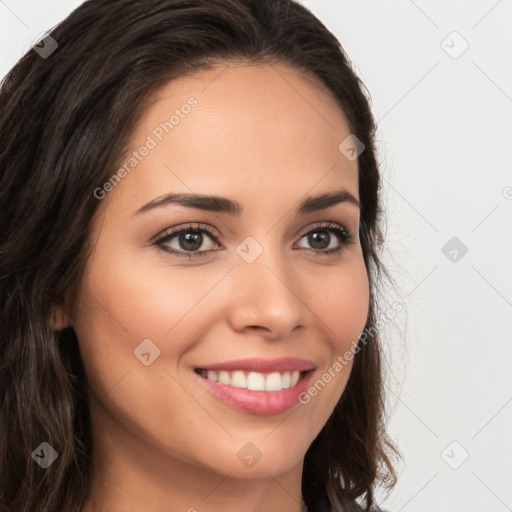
[{"xmin": 104, "ymin": 62, "xmax": 359, "ymax": 215}]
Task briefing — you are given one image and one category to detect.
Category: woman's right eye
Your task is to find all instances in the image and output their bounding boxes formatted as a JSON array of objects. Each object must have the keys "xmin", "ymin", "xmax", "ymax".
[{"xmin": 155, "ymin": 224, "xmax": 220, "ymax": 259}]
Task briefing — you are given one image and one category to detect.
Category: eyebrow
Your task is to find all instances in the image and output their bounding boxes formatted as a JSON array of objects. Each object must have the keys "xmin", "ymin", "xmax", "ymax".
[{"xmin": 133, "ymin": 188, "xmax": 360, "ymax": 216}]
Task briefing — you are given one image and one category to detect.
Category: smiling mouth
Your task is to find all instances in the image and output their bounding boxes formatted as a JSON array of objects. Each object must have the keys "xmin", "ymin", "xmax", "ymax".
[{"xmin": 194, "ymin": 368, "xmax": 310, "ymax": 392}]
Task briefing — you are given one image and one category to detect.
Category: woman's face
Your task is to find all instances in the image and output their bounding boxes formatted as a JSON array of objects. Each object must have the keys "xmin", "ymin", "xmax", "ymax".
[{"xmin": 63, "ymin": 62, "xmax": 369, "ymax": 480}]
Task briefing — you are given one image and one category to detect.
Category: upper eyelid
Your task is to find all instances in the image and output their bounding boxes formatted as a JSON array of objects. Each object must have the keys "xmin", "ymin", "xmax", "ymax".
[
  {"xmin": 297, "ymin": 222, "xmax": 350, "ymax": 238},
  {"xmin": 154, "ymin": 222, "xmax": 220, "ymax": 243}
]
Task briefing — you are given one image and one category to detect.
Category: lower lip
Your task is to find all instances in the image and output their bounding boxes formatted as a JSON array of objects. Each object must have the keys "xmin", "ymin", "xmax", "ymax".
[{"xmin": 196, "ymin": 370, "xmax": 314, "ymax": 415}]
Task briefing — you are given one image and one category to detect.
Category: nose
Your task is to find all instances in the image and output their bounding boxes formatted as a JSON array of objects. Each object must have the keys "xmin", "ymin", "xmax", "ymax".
[{"xmin": 226, "ymin": 248, "xmax": 306, "ymax": 341}]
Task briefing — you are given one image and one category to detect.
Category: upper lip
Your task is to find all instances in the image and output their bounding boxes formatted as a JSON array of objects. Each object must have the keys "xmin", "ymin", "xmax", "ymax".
[{"xmin": 195, "ymin": 357, "xmax": 316, "ymax": 373}]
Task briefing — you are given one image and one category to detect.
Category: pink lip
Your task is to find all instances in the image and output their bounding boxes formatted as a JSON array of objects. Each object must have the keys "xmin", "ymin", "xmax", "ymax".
[
  {"xmin": 194, "ymin": 362, "xmax": 316, "ymax": 415},
  {"xmin": 195, "ymin": 357, "xmax": 316, "ymax": 373}
]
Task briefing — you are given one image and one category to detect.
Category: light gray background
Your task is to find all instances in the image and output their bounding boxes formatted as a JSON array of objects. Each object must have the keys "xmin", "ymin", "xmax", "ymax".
[{"xmin": 1, "ymin": 1, "xmax": 511, "ymax": 511}]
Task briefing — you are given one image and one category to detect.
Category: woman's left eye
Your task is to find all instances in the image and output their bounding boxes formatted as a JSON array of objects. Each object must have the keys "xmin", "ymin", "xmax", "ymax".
[
  {"xmin": 154, "ymin": 222, "xmax": 355, "ymax": 259},
  {"xmin": 295, "ymin": 222, "xmax": 355, "ymax": 256}
]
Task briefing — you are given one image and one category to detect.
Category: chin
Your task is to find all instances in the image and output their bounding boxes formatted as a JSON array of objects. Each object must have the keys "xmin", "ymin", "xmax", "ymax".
[{"xmin": 229, "ymin": 435, "xmax": 309, "ymax": 478}]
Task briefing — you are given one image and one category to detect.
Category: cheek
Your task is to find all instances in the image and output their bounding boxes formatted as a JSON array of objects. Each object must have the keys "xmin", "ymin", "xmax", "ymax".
[
  {"xmin": 70, "ymin": 244, "xmax": 232, "ymax": 416},
  {"xmin": 299, "ymin": 256, "xmax": 369, "ymax": 419},
  {"xmin": 316, "ymin": 256, "xmax": 370, "ymax": 353},
  {"xmin": 70, "ymin": 252, "xmax": 213, "ymax": 458},
  {"xmin": 74, "ymin": 244, "xmax": 223, "ymax": 346}
]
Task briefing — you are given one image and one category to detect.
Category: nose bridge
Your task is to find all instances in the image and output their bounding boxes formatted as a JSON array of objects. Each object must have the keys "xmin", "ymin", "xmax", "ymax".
[
  {"xmin": 227, "ymin": 234, "xmax": 305, "ymax": 337},
  {"xmin": 235, "ymin": 231, "xmax": 290, "ymax": 292}
]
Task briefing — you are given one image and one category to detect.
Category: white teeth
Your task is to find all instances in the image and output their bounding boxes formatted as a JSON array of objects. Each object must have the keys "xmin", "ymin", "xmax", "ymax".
[
  {"xmin": 218, "ymin": 371, "xmax": 230, "ymax": 385},
  {"xmin": 206, "ymin": 370, "xmax": 218, "ymax": 382},
  {"xmin": 247, "ymin": 372, "xmax": 265, "ymax": 391},
  {"xmin": 265, "ymin": 372, "xmax": 283, "ymax": 391},
  {"xmin": 230, "ymin": 370, "xmax": 247, "ymax": 388},
  {"xmin": 200, "ymin": 369, "xmax": 304, "ymax": 391}
]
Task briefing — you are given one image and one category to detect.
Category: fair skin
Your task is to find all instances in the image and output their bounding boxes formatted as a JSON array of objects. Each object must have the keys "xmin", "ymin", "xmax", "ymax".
[{"xmin": 53, "ymin": 62, "xmax": 369, "ymax": 512}]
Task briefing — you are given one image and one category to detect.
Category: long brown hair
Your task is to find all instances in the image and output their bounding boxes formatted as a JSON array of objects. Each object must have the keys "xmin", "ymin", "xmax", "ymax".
[{"xmin": 0, "ymin": 1, "xmax": 398, "ymax": 510}]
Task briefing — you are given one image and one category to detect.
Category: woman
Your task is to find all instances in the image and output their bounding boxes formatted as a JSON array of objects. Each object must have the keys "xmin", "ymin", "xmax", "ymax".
[{"xmin": 0, "ymin": 0, "xmax": 398, "ymax": 510}]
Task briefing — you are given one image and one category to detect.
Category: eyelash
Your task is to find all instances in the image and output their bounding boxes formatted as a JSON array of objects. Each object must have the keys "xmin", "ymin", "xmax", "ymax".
[{"xmin": 154, "ymin": 222, "xmax": 355, "ymax": 260}]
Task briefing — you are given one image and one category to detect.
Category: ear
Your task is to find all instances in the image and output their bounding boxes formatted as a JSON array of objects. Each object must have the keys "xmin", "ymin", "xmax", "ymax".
[{"xmin": 49, "ymin": 303, "xmax": 73, "ymax": 331}]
